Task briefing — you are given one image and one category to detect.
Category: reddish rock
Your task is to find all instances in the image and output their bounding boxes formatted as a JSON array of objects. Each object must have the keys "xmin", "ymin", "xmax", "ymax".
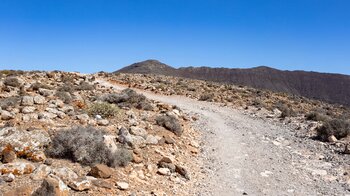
[{"xmin": 89, "ymin": 164, "xmax": 113, "ymax": 179}]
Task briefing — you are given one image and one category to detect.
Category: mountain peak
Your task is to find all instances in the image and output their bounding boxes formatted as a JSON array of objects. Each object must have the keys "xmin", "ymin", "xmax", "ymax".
[{"xmin": 116, "ymin": 59, "xmax": 176, "ymax": 75}]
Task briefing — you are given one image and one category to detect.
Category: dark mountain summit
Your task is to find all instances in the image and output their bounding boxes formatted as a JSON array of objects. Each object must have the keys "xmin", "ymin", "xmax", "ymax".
[
  {"xmin": 116, "ymin": 60, "xmax": 350, "ymax": 106},
  {"xmin": 116, "ymin": 60, "xmax": 176, "ymax": 75}
]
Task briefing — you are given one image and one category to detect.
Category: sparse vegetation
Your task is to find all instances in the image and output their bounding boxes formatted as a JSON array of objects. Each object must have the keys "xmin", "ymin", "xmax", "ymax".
[
  {"xmin": 275, "ymin": 102, "xmax": 295, "ymax": 119},
  {"xmin": 87, "ymin": 102, "xmax": 121, "ymax": 118},
  {"xmin": 76, "ymin": 81, "xmax": 94, "ymax": 91},
  {"xmin": 199, "ymin": 93, "xmax": 214, "ymax": 101},
  {"xmin": 30, "ymin": 82, "xmax": 53, "ymax": 91},
  {"xmin": 101, "ymin": 88, "xmax": 153, "ymax": 110},
  {"xmin": 305, "ymin": 112, "xmax": 329, "ymax": 122},
  {"xmin": 156, "ymin": 115, "xmax": 182, "ymax": 136},
  {"xmin": 4, "ymin": 77, "xmax": 21, "ymax": 87},
  {"xmin": 46, "ymin": 126, "xmax": 132, "ymax": 167},
  {"xmin": 55, "ymin": 91, "xmax": 73, "ymax": 104},
  {"xmin": 317, "ymin": 119, "xmax": 350, "ymax": 141},
  {"xmin": 0, "ymin": 97, "xmax": 20, "ymax": 110}
]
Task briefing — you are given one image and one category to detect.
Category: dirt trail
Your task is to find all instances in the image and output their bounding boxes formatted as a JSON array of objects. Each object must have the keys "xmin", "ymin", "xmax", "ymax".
[{"xmin": 97, "ymin": 79, "xmax": 347, "ymax": 196}]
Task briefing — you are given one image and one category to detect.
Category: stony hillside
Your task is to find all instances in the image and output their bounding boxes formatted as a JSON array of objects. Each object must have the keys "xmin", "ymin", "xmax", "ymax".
[
  {"xmin": 0, "ymin": 70, "xmax": 201, "ymax": 195},
  {"xmin": 116, "ymin": 60, "xmax": 350, "ymax": 106}
]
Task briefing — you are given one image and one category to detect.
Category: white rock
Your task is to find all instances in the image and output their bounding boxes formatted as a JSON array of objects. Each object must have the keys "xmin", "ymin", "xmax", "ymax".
[
  {"xmin": 33, "ymin": 95, "xmax": 46, "ymax": 104},
  {"xmin": 97, "ymin": 119, "xmax": 109, "ymax": 126},
  {"xmin": 69, "ymin": 177, "xmax": 91, "ymax": 191},
  {"xmin": 1, "ymin": 110, "xmax": 14, "ymax": 120},
  {"xmin": 157, "ymin": 168, "xmax": 171, "ymax": 176},
  {"xmin": 116, "ymin": 182, "xmax": 129, "ymax": 190},
  {"xmin": 21, "ymin": 96, "xmax": 34, "ymax": 106},
  {"xmin": 31, "ymin": 164, "xmax": 52, "ymax": 181},
  {"xmin": 130, "ymin": 126, "xmax": 147, "ymax": 137},
  {"xmin": 22, "ymin": 106, "xmax": 36, "ymax": 114}
]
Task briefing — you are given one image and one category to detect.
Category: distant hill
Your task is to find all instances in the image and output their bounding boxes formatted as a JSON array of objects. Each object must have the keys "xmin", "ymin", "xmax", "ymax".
[{"xmin": 115, "ymin": 60, "xmax": 350, "ymax": 106}]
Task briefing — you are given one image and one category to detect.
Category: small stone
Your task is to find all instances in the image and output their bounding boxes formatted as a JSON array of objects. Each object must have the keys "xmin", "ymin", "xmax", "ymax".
[
  {"xmin": 44, "ymin": 158, "xmax": 54, "ymax": 166},
  {"xmin": 39, "ymin": 88, "xmax": 55, "ymax": 97},
  {"xmin": 130, "ymin": 126, "xmax": 148, "ymax": 137},
  {"xmin": 69, "ymin": 177, "xmax": 91, "ymax": 191},
  {"xmin": 2, "ymin": 148, "xmax": 17, "ymax": 163},
  {"xmin": 344, "ymin": 144, "xmax": 350, "ymax": 154},
  {"xmin": 75, "ymin": 114, "xmax": 89, "ymax": 121},
  {"xmin": 157, "ymin": 168, "xmax": 171, "ymax": 176},
  {"xmin": 146, "ymin": 135, "xmax": 160, "ymax": 145},
  {"xmin": 21, "ymin": 96, "xmax": 34, "ymax": 106},
  {"xmin": 1, "ymin": 110, "xmax": 14, "ymax": 120},
  {"xmin": 116, "ymin": 182, "xmax": 129, "ymax": 190},
  {"xmin": 52, "ymin": 167, "xmax": 78, "ymax": 183},
  {"xmin": 33, "ymin": 95, "xmax": 46, "ymax": 104},
  {"xmin": 175, "ymin": 165, "xmax": 190, "ymax": 180},
  {"xmin": 22, "ymin": 106, "xmax": 36, "ymax": 114},
  {"xmin": 34, "ymin": 174, "xmax": 69, "ymax": 196},
  {"xmin": 3, "ymin": 173, "xmax": 15, "ymax": 182},
  {"xmin": 30, "ymin": 151, "xmax": 47, "ymax": 162},
  {"xmin": 328, "ymin": 135, "xmax": 337, "ymax": 142},
  {"xmin": 91, "ymin": 179, "xmax": 114, "ymax": 189},
  {"xmin": 164, "ymin": 135, "xmax": 175, "ymax": 144},
  {"xmin": 95, "ymin": 115, "xmax": 102, "ymax": 120},
  {"xmin": 89, "ymin": 164, "xmax": 113, "ymax": 179},
  {"xmin": 97, "ymin": 119, "xmax": 109, "ymax": 126},
  {"xmin": 133, "ymin": 154, "xmax": 143, "ymax": 163},
  {"xmin": 159, "ymin": 156, "xmax": 173, "ymax": 164},
  {"xmin": 30, "ymin": 164, "xmax": 52, "ymax": 181}
]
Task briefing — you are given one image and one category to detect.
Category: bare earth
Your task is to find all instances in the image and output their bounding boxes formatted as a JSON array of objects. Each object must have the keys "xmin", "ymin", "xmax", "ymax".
[{"xmin": 98, "ymin": 79, "xmax": 348, "ymax": 196}]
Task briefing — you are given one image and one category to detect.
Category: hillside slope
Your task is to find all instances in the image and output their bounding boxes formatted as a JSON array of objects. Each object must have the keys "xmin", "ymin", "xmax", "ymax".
[{"xmin": 116, "ymin": 60, "xmax": 350, "ymax": 106}]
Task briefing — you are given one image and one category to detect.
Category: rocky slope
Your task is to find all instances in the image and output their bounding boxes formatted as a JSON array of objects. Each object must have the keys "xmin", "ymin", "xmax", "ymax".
[
  {"xmin": 116, "ymin": 60, "xmax": 350, "ymax": 106},
  {"xmin": 0, "ymin": 70, "xmax": 202, "ymax": 195}
]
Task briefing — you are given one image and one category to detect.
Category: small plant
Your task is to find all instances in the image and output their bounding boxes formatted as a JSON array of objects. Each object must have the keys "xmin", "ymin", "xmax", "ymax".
[
  {"xmin": 87, "ymin": 102, "xmax": 121, "ymax": 118},
  {"xmin": 156, "ymin": 115, "xmax": 183, "ymax": 136},
  {"xmin": 101, "ymin": 89, "xmax": 153, "ymax": 110},
  {"xmin": 30, "ymin": 82, "xmax": 53, "ymax": 91},
  {"xmin": 317, "ymin": 119, "xmax": 350, "ymax": 141},
  {"xmin": 76, "ymin": 81, "xmax": 94, "ymax": 91},
  {"xmin": 55, "ymin": 91, "xmax": 73, "ymax": 104},
  {"xmin": 0, "ymin": 97, "xmax": 20, "ymax": 110},
  {"xmin": 275, "ymin": 102, "xmax": 295, "ymax": 119},
  {"xmin": 305, "ymin": 112, "xmax": 328, "ymax": 122},
  {"xmin": 199, "ymin": 93, "xmax": 214, "ymax": 101},
  {"xmin": 4, "ymin": 77, "xmax": 21, "ymax": 87},
  {"xmin": 46, "ymin": 126, "xmax": 132, "ymax": 167}
]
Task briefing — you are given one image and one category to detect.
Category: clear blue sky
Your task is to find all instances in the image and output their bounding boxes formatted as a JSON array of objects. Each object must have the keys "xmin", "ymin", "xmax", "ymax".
[{"xmin": 0, "ymin": 0, "xmax": 349, "ymax": 75}]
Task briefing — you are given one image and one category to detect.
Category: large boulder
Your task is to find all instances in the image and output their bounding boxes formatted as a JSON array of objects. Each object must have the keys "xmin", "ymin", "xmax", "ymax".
[{"xmin": 0, "ymin": 127, "xmax": 50, "ymax": 161}]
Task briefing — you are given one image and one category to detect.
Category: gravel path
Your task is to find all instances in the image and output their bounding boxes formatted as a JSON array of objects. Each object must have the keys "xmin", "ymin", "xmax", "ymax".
[{"xmin": 98, "ymin": 79, "xmax": 349, "ymax": 196}]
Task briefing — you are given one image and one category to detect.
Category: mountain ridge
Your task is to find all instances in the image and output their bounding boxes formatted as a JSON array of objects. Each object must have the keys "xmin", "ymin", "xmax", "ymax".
[{"xmin": 115, "ymin": 60, "xmax": 350, "ymax": 106}]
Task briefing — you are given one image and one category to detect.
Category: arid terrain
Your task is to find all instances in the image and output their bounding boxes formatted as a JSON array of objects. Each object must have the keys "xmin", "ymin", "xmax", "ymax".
[
  {"xmin": 117, "ymin": 60, "xmax": 350, "ymax": 106},
  {"xmin": 0, "ymin": 69, "xmax": 350, "ymax": 195}
]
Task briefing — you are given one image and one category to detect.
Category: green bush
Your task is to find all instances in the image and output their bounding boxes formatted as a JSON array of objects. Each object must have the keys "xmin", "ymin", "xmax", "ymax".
[{"xmin": 87, "ymin": 102, "xmax": 121, "ymax": 118}]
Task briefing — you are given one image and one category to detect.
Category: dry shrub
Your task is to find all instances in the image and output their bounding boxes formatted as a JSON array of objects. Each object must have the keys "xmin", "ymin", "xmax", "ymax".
[
  {"xmin": 305, "ymin": 112, "xmax": 329, "ymax": 122},
  {"xmin": 101, "ymin": 88, "xmax": 153, "ymax": 111},
  {"xmin": 4, "ymin": 77, "xmax": 21, "ymax": 87},
  {"xmin": 46, "ymin": 127, "xmax": 132, "ymax": 167},
  {"xmin": 76, "ymin": 81, "xmax": 94, "ymax": 91},
  {"xmin": 199, "ymin": 93, "xmax": 214, "ymax": 101},
  {"xmin": 156, "ymin": 115, "xmax": 183, "ymax": 136},
  {"xmin": 317, "ymin": 119, "xmax": 350, "ymax": 141},
  {"xmin": 87, "ymin": 102, "xmax": 121, "ymax": 118}
]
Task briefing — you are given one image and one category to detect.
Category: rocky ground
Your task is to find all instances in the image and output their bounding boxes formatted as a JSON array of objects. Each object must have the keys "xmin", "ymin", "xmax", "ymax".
[
  {"xmin": 102, "ymin": 73, "xmax": 350, "ymax": 195},
  {"xmin": 0, "ymin": 70, "xmax": 350, "ymax": 195},
  {"xmin": 0, "ymin": 71, "xmax": 202, "ymax": 195}
]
